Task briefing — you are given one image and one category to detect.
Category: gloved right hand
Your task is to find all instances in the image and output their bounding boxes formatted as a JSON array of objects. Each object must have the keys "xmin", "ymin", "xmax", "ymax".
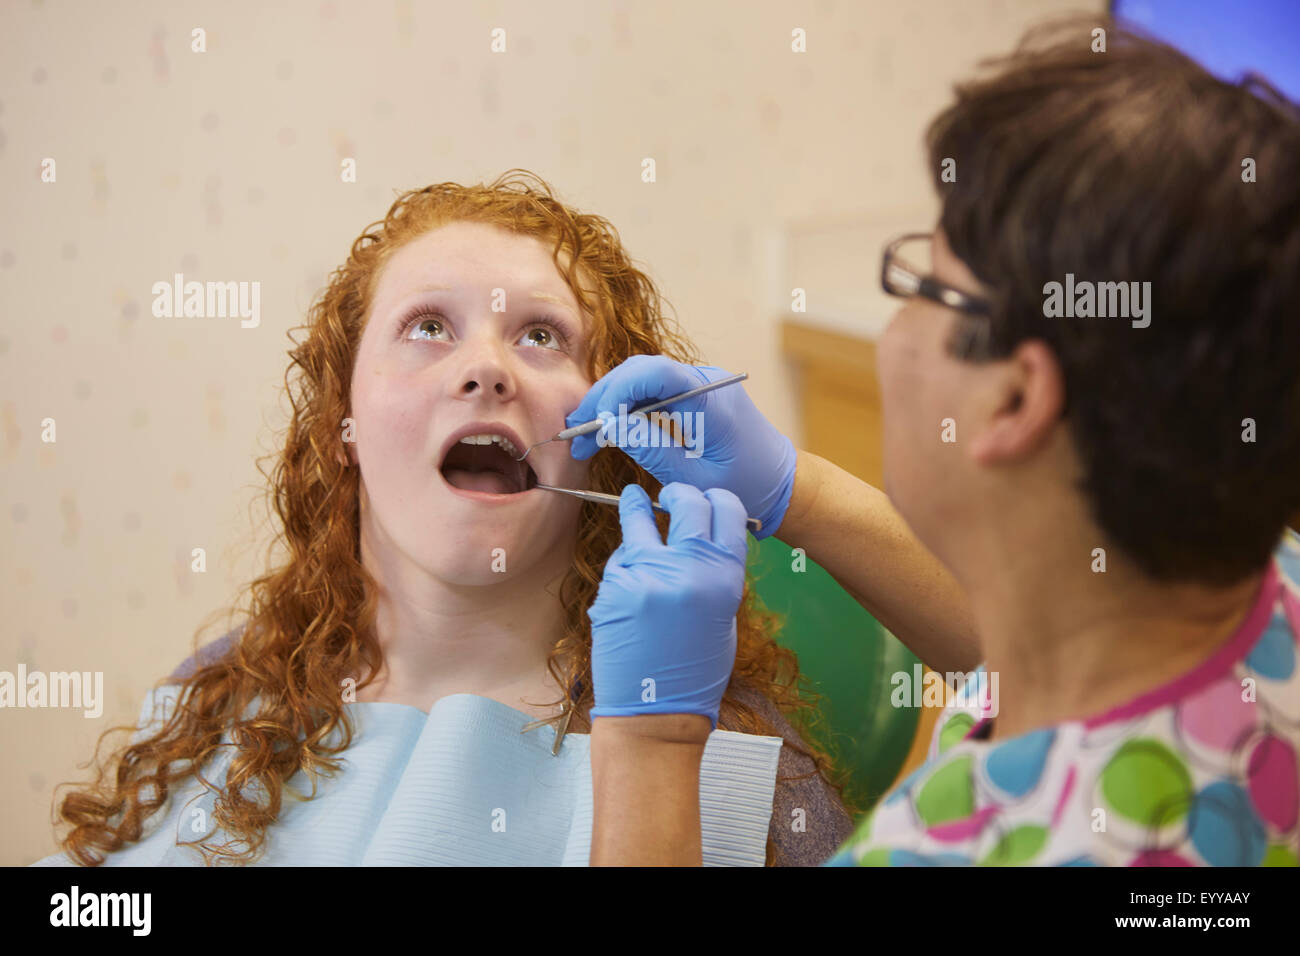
[{"xmin": 587, "ymin": 482, "xmax": 749, "ymax": 730}]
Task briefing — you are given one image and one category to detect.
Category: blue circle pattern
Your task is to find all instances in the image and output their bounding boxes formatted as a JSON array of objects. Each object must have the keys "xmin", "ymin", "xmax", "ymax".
[
  {"xmin": 985, "ymin": 728, "xmax": 1056, "ymax": 798},
  {"xmin": 1188, "ymin": 780, "xmax": 1268, "ymax": 866},
  {"xmin": 1245, "ymin": 610, "xmax": 1296, "ymax": 680}
]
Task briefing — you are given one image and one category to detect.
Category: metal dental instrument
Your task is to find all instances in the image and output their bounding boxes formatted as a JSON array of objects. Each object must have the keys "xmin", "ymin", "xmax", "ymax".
[
  {"xmin": 512, "ymin": 371, "xmax": 750, "ymax": 461},
  {"xmin": 534, "ymin": 483, "xmax": 763, "ymax": 534}
]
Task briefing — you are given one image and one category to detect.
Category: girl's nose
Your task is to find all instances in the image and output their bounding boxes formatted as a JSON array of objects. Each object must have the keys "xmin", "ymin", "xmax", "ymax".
[{"xmin": 447, "ymin": 332, "xmax": 517, "ymax": 400}]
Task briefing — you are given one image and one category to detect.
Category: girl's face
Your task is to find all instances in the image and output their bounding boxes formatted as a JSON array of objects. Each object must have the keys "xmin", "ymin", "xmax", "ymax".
[{"xmin": 349, "ymin": 220, "xmax": 595, "ymax": 585}]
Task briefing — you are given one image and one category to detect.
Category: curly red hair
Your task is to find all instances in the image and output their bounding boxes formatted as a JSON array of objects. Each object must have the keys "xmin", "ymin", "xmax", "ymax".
[{"xmin": 51, "ymin": 169, "xmax": 851, "ymax": 866}]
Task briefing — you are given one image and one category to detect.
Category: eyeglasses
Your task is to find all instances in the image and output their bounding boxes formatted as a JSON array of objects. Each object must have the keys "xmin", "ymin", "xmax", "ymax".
[
  {"xmin": 880, "ymin": 231, "xmax": 998, "ymax": 359},
  {"xmin": 880, "ymin": 232, "xmax": 992, "ymax": 316}
]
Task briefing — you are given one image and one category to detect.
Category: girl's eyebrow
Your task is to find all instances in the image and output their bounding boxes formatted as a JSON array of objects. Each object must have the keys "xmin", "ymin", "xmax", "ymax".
[
  {"xmin": 411, "ymin": 283, "xmax": 578, "ymax": 315},
  {"xmin": 528, "ymin": 291, "xmax": 577, "ymax": 313}
]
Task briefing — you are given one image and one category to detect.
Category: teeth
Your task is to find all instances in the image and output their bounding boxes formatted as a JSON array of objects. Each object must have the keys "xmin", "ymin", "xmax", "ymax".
[{"xmin": 458, "ymin": 433, "xmax": 520, "ymax": 457}]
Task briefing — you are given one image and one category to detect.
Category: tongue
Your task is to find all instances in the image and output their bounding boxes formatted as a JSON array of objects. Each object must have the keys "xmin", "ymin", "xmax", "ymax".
[{"xmin": 443, "ymin": 468, "xmax": 517, "ymax": 495}]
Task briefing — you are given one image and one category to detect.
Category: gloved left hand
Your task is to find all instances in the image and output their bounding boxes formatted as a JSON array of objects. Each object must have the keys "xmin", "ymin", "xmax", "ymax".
[{"xmin": 587, "ymin": 482, "xmax": 749, "ymax": 730}]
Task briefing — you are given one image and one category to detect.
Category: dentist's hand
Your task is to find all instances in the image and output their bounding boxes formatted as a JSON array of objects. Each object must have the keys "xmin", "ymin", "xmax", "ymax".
[
  {"xmin": 588, "ymin": 482, "xmax": 748, "ymax": 731},
  {"xmin": 565, "ymin": 355, "xmax": 798, "ymax": 539}
]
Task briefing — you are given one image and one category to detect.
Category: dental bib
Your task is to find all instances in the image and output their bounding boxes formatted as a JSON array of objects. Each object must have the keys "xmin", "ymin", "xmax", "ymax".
[{"xmin": 33, "ymin": 688, "xmax": 783, "ymax": 867}]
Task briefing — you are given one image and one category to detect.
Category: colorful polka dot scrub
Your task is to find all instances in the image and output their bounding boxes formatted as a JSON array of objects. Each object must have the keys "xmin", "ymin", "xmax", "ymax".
[{"xmin": 827, "ymin": 530, "xmax": 1300, "ymax": 867}]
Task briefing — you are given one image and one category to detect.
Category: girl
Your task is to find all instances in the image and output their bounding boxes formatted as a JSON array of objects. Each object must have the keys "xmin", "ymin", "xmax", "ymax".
[{"xmin": 35, "ymin": 170, "xmax": 854, "ymax": 867}]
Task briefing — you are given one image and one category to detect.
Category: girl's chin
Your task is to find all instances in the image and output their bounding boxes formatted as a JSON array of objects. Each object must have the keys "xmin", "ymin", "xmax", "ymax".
[
  {"xmin": 415, "ymin": 525, "xmax": 577, "ymax": 581},
  {"xmin": 430, "ymin": 568, "xmax": 521, "ymax": 586}
]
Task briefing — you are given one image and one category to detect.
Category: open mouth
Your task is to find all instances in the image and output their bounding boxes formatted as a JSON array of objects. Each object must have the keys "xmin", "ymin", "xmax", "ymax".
[{"xmin": 439, "ymin": 436, "xmax": 539, "ymax": 495}]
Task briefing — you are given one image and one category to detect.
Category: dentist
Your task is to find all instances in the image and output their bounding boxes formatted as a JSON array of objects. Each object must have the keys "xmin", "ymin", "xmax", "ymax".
[{"xmin": 584, "ymin": 16, "xmax": 1300, "ymax": 867}]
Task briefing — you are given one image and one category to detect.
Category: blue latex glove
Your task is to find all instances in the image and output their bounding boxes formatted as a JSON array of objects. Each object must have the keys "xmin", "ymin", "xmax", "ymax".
[
  {"xmin": 588, "ymin": 482, "xmax": 748, "ymax": 729},
  {"xmin": 565, "ymin": 355, "xmax": 797, "ymax": 539}
]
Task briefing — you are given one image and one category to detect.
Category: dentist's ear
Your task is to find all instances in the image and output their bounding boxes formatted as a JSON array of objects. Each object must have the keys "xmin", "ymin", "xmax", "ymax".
[{"xmin": 967, "ymin": 339, "xmax": 1066, "ymax": 465}]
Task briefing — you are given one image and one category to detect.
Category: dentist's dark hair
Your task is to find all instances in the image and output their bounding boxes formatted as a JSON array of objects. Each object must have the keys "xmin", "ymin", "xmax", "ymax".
[{"xmin": 926, "ymin": 14, "xmax": 1300, "ymax": 584}]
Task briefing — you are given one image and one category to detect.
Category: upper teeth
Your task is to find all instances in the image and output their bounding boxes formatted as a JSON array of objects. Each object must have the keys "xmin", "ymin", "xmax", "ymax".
[{"xmin": 458, "ymin": 433, "xmax": 520, "ymax": 457}]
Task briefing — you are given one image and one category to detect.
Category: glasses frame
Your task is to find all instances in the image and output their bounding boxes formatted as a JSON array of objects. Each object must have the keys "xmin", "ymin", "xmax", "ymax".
[{"xmin": 880, "ymin": 232, "xmax": 993, "ymax": 317}]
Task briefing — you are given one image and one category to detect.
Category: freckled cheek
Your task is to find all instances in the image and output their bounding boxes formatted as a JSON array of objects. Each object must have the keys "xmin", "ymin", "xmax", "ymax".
[
  {"xmin": 557, "ymin": 400, "xmax": 595, "ymax": 483},
  {"xmin": 353, "ymin": 374, "xmax": 437, "ymax": 459},
  {"xmin": 545, "ymin": 377, "xmax": 594, "ymax": 485},
  {"xmin": 555, "ymin": 453, "xmax": 590, "ymax": 488}
]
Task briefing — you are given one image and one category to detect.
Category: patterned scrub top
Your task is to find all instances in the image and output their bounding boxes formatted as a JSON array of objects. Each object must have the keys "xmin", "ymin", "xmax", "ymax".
[{"xmin": 828, "ymin": 529, "xmax": 1300, "ymax": 867}]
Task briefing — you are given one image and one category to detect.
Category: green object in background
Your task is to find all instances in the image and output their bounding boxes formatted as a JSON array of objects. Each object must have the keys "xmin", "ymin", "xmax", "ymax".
[{"xmin": 748, "ymin": 533, "xmax": 921, "ymax": 814}]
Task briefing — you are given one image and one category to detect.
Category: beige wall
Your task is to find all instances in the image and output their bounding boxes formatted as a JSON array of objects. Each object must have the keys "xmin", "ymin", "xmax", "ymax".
[{"xmin": 1, "ymin": 0, "xmax": 1098, "ymax": 865}]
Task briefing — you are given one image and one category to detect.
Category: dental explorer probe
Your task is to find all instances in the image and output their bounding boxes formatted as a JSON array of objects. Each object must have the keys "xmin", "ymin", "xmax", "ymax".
[
  {"xmin": 511, "ymin": 371, "xmax": 750, "ymax": 461},
  {"xmin": 533, "ymin": 484, "xmax": 763, "ymax": 534}
]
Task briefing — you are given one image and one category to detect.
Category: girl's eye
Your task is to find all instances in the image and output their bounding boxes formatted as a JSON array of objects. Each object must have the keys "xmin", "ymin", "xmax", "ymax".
[
  {"xmin": 519, "ymin": 324, "xmax": 566, "ymax": 350},
  {"xmin": 402, "ymin": 311, "xmax": 451, "ymax": 342},
  {"xmin": 399, "ymin": 308, "xmax": 571, "ymax": 352}
]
